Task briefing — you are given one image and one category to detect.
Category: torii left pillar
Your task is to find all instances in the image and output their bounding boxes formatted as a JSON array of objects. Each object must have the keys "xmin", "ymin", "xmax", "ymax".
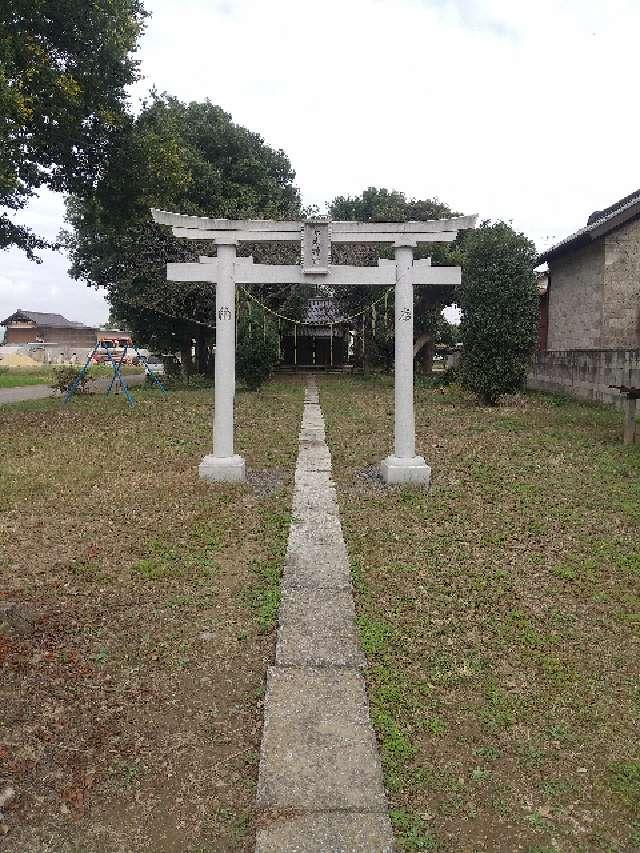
[{"xmin": 199, "ymin": 239, "xmax": 246, "ymax": 482}]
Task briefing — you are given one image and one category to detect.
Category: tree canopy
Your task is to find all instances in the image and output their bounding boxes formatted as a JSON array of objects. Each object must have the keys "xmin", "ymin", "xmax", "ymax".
[
  {"xmin": 330, "ymin": 186, "xmax": 454, "ymax": 225},
  {"xmin": 1, "ymin": 0, "xmax": 147, "ymax": 257},
  {"xmin": 329, "ymin": 187, "xmax": 461, "ymax": 370},
  {"xmin": 458, "ymin": 221, "xmax": 539, "ymax": 404},
  {"xmin": 63, "ymin": 93, "xmax": 301, "ymax": 367}
]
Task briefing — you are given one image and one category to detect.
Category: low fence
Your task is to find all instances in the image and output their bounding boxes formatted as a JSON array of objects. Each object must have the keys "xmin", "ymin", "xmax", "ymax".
[{"xmin": 528, "ymin": 349, "xmax": 640, "ymax": 407}]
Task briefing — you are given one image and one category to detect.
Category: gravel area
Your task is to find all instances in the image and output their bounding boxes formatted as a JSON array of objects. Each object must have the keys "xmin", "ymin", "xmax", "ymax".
[{"xmin": 246, "ymin": 469, "xmax": 285, "ymax": 499}]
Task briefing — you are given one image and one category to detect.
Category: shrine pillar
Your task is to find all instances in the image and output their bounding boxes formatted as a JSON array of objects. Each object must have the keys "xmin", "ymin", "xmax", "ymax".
[
  {"xmin": 199, "ymin": 239, "xmax": 246, "ymax": 482},
  {"xmin": 380, "ymin": 241, "xmax": 431, "ymax": 485}
]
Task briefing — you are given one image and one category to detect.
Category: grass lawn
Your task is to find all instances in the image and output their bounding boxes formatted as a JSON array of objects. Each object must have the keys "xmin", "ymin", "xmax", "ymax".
[
  {"xmin": 0, "ymin": 368, "xmax": 55, "ymax": 388},
  {"xmin": 0, "ymin": 378, "xmax": 303, "ymax": 851},
  {"xmin": 0, "ymin": 365, "xmax": 144, "ymax": 389},
  {"xmin": 320, "ymin": 375, "xmax": 640, "ymax": 853}
]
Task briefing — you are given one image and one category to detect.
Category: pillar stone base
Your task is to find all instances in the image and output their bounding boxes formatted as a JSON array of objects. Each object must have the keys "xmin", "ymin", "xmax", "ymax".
[
  {"xmin": 199, "ymin": 454, "xmax": 246, "ymax": 483},
  {"xmin": 380, "ymin": 455, "xmax": 431, "ymax": 486}
]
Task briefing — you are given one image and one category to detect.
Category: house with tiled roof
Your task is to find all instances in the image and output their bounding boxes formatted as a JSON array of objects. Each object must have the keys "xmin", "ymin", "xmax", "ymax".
[
  {"xmin": 537, "ymin": 190, "xmax": 640, "ymax": 350},
  {"xmin": 1, "ymin": 310, "xmax": 97, "ymax": 348}
]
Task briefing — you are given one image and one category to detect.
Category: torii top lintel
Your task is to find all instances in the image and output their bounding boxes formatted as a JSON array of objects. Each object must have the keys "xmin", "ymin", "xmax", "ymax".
[
  {"xmin": 151, "ymin": 209, "xmax": 477, "ymax": 246},
  {"xmin": 151, "ymin": 208, "xmax": 477, "ymax": 283}
]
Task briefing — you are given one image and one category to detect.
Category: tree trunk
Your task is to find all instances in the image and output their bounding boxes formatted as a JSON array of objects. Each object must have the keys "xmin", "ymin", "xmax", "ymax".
[
  {"xmin": 421, "ymin": 338, "xmax": 434, "ymax": 375},
  {"xmin": 180, "ymin": 338, "xmax": 193, "ymax": 379},
  {"xmin": 196, "ymin": 330, "xmax": 208, "ymax": 375},
  {"xmin": 414, "ymin": 333, "xmax": 434, "ymax": 375}
]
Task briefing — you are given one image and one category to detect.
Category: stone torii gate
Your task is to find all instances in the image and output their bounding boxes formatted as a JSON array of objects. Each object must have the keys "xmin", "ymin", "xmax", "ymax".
[{"xmin": 151, "ymin": 209, "xmax": 477, "ymax": 484}]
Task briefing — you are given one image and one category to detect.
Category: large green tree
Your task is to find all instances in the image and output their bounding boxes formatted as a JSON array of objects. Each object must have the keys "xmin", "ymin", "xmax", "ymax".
[
  {"xmin": 63, "ymin": 93, "xmax": 301, "ymax": 371},
  {"xmin": 457, "ymin": 221, "xmax": 539, "ymax": 404},
  {"xmin": 1, "ymin": 0, "xmax": 147, "ymax": 257},
  {"xmin": 329, "ymin": 187, "xmax": 461, "ymax": 371}
]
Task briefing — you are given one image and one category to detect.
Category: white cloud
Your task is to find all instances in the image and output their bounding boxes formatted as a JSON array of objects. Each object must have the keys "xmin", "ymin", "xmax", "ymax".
[{"xmin": 2, "ymin": 0, "xmax": 639, "ymax": 325}]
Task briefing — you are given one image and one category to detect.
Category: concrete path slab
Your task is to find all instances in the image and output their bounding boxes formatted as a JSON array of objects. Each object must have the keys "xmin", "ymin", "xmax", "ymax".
[
  {"xmin": 256, "ymin": 813, "xmax": 394, "ymax": 853},
  {"xmin": 295, "ymin": 469, "xmax": 333, "ymax": 487},
  {"xmin": 296, "ymin": 444, "xmax": 332, "ymax": 472},
  {"xmin": 292, "ymin": 487, "xmax": 339, "ymax": 518},
  {"xmin": 276, "ymin": 588, "xmax": 364, "ymax": 667},
  {"xmin": 255, "ymin": 377, "xmax": 392, "ymax": 851},
  {"xmin": 257, "ymin": 667, "xmax": 387, "ymax": 811},
  {"xmin": 288, "ymin": 517, "xmax": 345, "ymax": 549},
  {"xmin": 282, "ymin": 545, "xmax": 351, "ymax": 591},
  {"xmin": 300, "ymin": 428, "xmax": 326, "ymax": 443}
]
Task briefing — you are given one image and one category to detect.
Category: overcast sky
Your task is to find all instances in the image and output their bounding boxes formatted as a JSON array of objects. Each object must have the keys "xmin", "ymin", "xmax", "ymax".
[{"xmin": 2, "ymin": 0, "xmax": 639, "ymax": 326}]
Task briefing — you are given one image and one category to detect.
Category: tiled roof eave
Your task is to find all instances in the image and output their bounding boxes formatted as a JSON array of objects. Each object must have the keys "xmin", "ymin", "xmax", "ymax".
[{"xmin": 538, "ymin": 196, "xmax": 640, "ymax": 265}]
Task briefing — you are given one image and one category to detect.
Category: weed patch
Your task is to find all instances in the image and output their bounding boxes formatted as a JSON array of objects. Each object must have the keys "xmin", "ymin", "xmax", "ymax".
[
  {"xmin": 321, "ymin": 375, "xmax": 640, "ymax": 851},
  {"xmin": 0, "ymin": 378, "xmax": 303, "ymax": 850}
]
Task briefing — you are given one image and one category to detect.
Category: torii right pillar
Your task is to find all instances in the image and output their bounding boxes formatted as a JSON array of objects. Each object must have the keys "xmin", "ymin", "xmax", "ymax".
[{"xmin": 380, "ymin": 240, "xmax": 431, "ymax": 485}]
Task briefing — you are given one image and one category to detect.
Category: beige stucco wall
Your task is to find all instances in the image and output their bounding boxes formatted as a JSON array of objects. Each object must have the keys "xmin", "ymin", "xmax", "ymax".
[
  {"xmin": 602, "ymin": 217, "xmax": 640, "ymax": 347},
  {"xmin": 547, "ymin": 241, "xmax": 604, "ymax": 350}
]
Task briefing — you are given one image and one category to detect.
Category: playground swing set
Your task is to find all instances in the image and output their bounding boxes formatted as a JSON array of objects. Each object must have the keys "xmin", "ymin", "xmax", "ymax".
[{"xmin": 63, "ymin": 341, "xmax": 166, "ymax": 407}]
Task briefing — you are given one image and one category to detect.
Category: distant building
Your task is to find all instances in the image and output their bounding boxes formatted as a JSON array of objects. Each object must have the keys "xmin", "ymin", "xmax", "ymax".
[
  {"xmin": 279, "ymin": 298, "xmax": 350, "ymax": 367},
  {"xmin": 97, "ymin": 330, "xmax": 133, "ymax": 348},
  {"xmin": 1, "ymin": 310, "xmax": 97, "ymax": 349},
  {"xmin": 537, "ymin": 189, "xmax": 640, "ymax": 350}
]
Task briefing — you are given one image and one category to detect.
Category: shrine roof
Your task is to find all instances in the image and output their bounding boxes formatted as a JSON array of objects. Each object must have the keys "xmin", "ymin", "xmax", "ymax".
[{"xmin": 303, "ymin": 298, "xmax": 346, "ymax": 325}]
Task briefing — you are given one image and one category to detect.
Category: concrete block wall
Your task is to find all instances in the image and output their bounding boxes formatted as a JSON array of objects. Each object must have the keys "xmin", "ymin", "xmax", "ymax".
[
  {"xmin": 528, "ymin": 349, "xmax": 640, "ymax": 407},
  {"xmin": 547, "ymin": 241, "xmax": 604, "ymax": 350},
  {"xmin": 602, "ymin": 217, "xmax": 640, "ymax": 348}
]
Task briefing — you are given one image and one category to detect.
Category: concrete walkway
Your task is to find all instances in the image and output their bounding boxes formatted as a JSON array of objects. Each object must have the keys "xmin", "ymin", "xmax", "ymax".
[
  {"xmin": 0, "ymin": 384, "xmax": 55, "ymax": 405},
  {"xmin": 256, "ymin": 379, "xmax": 393, "ymax": 851},
  {"xmin": 0, "ymin": 375, "xmax": 145, "ymax": 406}
]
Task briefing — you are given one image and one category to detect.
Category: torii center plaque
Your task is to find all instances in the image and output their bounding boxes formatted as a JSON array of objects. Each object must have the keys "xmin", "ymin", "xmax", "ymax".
[{"xmin": 302, "ymin": 220, "xmax": 331, "ymax": 274}]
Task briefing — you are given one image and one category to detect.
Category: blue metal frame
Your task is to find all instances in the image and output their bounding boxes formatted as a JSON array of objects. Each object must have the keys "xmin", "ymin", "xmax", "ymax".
[
  {"xmin": 105, "ymin": 345, "xmax": 127, "ymax": 396},
  {"xmin": 103, "ymin": 345, "xmax": 135, "ymax": 407},
  {"xmin": 63, "ymin": 341, "xmax": 166, "ymax": 407},
  {"xmin": 63, "ymin": 343, "xmax": 99, "ymax": 404},
  {"xmin": 132, "ymin": 345, "xmax": 167, "ymax": 394}
]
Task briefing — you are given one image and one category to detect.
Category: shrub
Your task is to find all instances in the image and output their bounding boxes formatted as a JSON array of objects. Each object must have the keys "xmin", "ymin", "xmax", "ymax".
[
  {"xmin": 50, "ymin": 366, "xmax": 94, "ymax": 394},
  {"xmin": 161, "ymin": 373, "xmax": 213, "ymax": 390},
  {"xmin": 235, "ymin": 307, "xmax": 280, "ymax": 391},
  {"xmin": 162, "ymin": 355, "xmax": 182, "ymax": 378},
  {"xmin": 458, "ymin": 221, "xmax": 539, "ymax": 405},
  {"xmin": 430, "ymin": 365, "xmax": 459, "ymax": 388}
]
